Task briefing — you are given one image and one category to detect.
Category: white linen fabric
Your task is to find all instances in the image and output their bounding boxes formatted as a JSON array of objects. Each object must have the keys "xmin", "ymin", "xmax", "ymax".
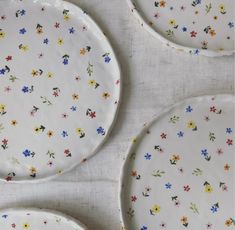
[{"xmin": 0, "ymin": 0, "xmax": 234, "ymax": 229}]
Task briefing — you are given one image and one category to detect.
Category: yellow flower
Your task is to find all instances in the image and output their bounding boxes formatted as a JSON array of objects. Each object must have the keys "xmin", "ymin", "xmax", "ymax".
[
  {"xmin": 47, "ymin": 130, "xmax": 53, "ymax": 137},
  {"xmin": 76, "ymin": 128, "xmax": 82, "ymax": 134},
  {"xmin": 187, "ymin": 120, "xmax": 196, "ymax": 129},
  {"xmin": 214, "ymin": 16, "xmax": 218, "ymax": 20},
  {"xmin": 88, "ymin": 79, "xmax": 96, "ymax": 86},
  {"xmin": 11, "ymin": 120, "xmax": 18, "ymax": 126},
  {"xmin": 22, "ymin": 222, "xmax": 30, "ymax": 229},
  {"xmin": 57, "ymin": 38, "xmax": 64, "ymax": 45},
  {"xmin": 204, "ymin": 184, "xmax": 213, "ymax": 193},
  {"xmin": 0, "ymin": 30, "xmax": 6, "ymax": 39},
  {"xmin": 20, "ymin": 44, "xmax": 29, "ymax": 52},
  {"xmin": 151, "ymin": 204, "xmax": 161, "ymax": 214},
  {"xmin": 0, "ymin": 104, "xmax": 6, "ymax": 112},
  {"xmin": 219, "ymin": 4, "xmax": 225, "ymax": 11},
  {"xmin": 47, "ymin": 72, "xmax": 53, "ymax": 78},
  {"xmin": 132, "ymin": 137, "xmax": 137, "ymax": 143},
  {"xmin": 34, "ymin": 127, "xmax": 40, "ymax": 133},
  {"xmin": 169, "ymin": 19, "xmax": 176, "ymax": 26},
  {"xmin": 64, "ymin": 14, "xmax": 70, "ymax": 21},
  {"xmin": 102, "ymin": 92, "xmax": 110, "ymax": 99}
]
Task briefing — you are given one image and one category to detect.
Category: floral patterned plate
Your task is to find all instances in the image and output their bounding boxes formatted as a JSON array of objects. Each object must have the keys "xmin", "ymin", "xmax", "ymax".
[
  {"xmin": 0, "ymin": 208, "xmax": 88, "ymax": 230},
  {"xmin": 0, "ymin": 0, "xmax": 121, "ymax": 182},
  {"xmin": 127, "ymin": 0, "xmax": 234, "ymax": 56},
  {"xmin": 120, "ymin": 95, "xmax": 235, "ymax": 230}
]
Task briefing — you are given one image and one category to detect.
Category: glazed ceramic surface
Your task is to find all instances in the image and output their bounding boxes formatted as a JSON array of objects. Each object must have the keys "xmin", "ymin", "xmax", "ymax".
[
  {"xmin": 0, "ymin": 208, "xmax": 87, "ymax": 230},
  {"xmin": 0, "ymin": 0, "xmax": 121, "ymax": 182},
  {"xmin": 127, "ymin": 0, "xmax": 234, "ymax": 56},
  {"xmin": 120, "ymin": 95, "xmax": 235, "ymax": 230}
]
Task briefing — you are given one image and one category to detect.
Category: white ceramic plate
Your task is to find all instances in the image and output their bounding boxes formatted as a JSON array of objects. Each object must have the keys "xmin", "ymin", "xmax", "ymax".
[
  {"xmin": 0, "ymin": 208, "xmax": 88, "ymax": 230},
  {"xmin": 0, "ymin": 0, "xmax": 121, "ymax": 182},
  {"xmin": 127, "ymin": 0, "xmax": 235, "ymax": 56},
  {"xmin": 120, "ymin": 95, "xmax": 235, "ymax": 230}
]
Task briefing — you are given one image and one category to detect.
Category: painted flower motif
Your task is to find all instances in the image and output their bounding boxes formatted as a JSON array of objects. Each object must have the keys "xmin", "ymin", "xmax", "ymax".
[
  {"xmin": 165, "ymin": 182, "xmax": 172, "ymax": 189},
  {"xmin": 0, "ymin": 29, "xmax": 6, "ymax": 39},
  {"xmin": 204, "ymin": 181, "xmax": 213, "ymax": 193},
  {"xmin": 102, "ymin": 92, "xmax": 110, "ymax": 99},
  {"xmin": 97, "ymin": 126, "xmax": 106, "ymax": 135},
  {"xmin": 150, "ymin": 204, "xmax": 161, "ymax": 215},
  {"xmin": 180, "ymin": 216, "xmax": 189, "ymax": 227},
  {"xmin": 22, "ymin": 222, "xmax": 30, "ymax": 229}
]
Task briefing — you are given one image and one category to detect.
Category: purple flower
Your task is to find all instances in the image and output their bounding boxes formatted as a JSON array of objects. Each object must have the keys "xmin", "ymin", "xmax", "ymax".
[
  {"xmin": 23, "ymin": 149, "xmax": 31, "ymax": 157},
  {"xmin": 22, "ymin": 86, "xmax": 29, "ymax": 93},
  {"xmin": 19, "ymin": 28, "xmax": 26, "ymax": 34},
  {"xmin": 144, "ymin": 153, "xmax": 151, "ymax": 160}
]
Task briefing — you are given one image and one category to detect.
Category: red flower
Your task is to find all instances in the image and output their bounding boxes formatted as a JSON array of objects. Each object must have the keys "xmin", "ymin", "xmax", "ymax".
[
  {"xmin": 131, "ymin": 170, "xmax": 137, "ymax": 177},
  {"xmin": 131, "ymin": 195, "xmax": 137, "ymax": 202},
  {"xmin": 226, "ymin": 139, "xmax": 233, "ymax": 146},
  {"xmin": 183, "ymin": 185, "xmax": 190, "ymax": 192},
  {"xmin": 5, "ymin": 176, "xmax": 12, "ymax": 181},
  {"xmin": 11, "ymin": 223, "xmax": 16, "ymax": 228},
  {"xmin": 190, "ymin": 31, "xmax": 197, "ymax": 37},
  {"xmin": 5, "ymin": 56, "xmax": 12, "ymax": 61},
  {"xmin": 160, "ymin": 133, "xmax": 167, "ymax": 139},
  {"xmin": 210, "ymin": 106, "xmax": 216, "ymax": 112},
  {"xmin": 53, "ymin": 91, "xmax": 59, "ymax": 97},
  {"xmin": 2, "ymin": 139, "xmax": 8, "ymax": 145},
  {"xmin": 90, "ymin": 111, "xmax": 96, "ymax": 118},
  {"xmin": 54, "ymin": 22, "xmax": 60, "ymax": 28}
]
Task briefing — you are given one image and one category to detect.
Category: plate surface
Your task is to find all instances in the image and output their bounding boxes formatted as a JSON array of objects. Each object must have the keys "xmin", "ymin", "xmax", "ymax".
[
  {"xmin": 127, "ymin": 0, "xmax": 234, "ymax": 56},
  {"xmin": 0, "ymin": 208, "xmax": 87, "ymax": 230},
  {"xmin": 120, "ymin": 95, "xmax": 235, "ymax": 230},
  {"xmin": 0, "ymin": 0, "xmax": 121, "ymax": 182}
]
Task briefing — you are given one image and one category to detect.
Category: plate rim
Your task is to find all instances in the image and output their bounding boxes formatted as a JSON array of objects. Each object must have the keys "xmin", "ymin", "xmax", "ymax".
[
  {"xmin": 0, "ymin": 207, "xmax": 88, "ymax": 230},
  {"xmin": 126, "ymin": 0, "xmax": 235, "ymax": 57},
  {"xmin": 0, "ymin": 0, "xmax": 122, "ymax": 183},
  {"xmin": 119, "ymin": 94, "xmax": 235, "ymax": 229}
]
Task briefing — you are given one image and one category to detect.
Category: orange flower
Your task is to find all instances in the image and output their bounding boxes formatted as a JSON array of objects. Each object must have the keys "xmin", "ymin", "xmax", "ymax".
[
  {"xmin": 209, "ymin": 29, "xmax": 216, "ymax": 37},
  {"xmin": 181, "ymin": 216, "xmax": 188, "ymax": 224},
  {"xmin": 159, "ymin": 0, "xmax": 166, "ymax": 7},
  {"xmin": 72, "ymin": 94, "xmax": 79, "ymax": 100},
  {"xmin": 225, "ymin": 219, "xmax": 233, "ymax": 227},
  {"xmin": 224, "ymin": 164, "xmax": 230, "ymax": 171},
  {"xmin": 80, "ymin": 48, "xmax": 86, "ymax": 55},
  {"xmin": 102, "ymin": 92, "xmax": 110, "ymax": 99}
]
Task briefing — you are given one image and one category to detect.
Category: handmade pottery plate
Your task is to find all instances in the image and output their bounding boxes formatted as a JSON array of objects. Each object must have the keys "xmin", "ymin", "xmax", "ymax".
[
  {"xmin": 120, "ymin": 95, "xmax": 235, "ymax": 230},
  {"xmin": 0, "ymin": 0, "xmax": 121, "ymax": 182},
  {"xmin": 127, "ymin": 0, "xmax": 235, "ymax": 56},
  {"xmin": 0, "ymin": 208, "xmax": 88, "ymax": 230}
]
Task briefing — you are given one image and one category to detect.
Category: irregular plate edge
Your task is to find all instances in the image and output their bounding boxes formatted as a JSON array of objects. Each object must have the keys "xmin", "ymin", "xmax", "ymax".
[
  {"xmin": 126, "ymin": 0, "xmax": 235, "ymax": 57},
  {"xmin": 0, "ymin": 207, "xmax": 88, "ymax": 230},
  {"xmin": 118, "ymin": 94, "xmax": 235, "ymax": 230},
  {"xmin": 0, "ymin": 0, "xmax": 122, "ymax": 183}
]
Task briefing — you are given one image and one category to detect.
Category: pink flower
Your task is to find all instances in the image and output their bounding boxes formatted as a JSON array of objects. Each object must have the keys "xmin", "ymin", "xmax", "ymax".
[
  {"xmin": 183, "ymin": 185, "xmax": 190, "ymax": 192},
  {"xmin": 2, "ymin": 139, "xmax": 8, "ymax": 145},
  {"xmin": 131, "ymin": 195, "xmax": 137, "ymax": 202},
  {"xmin": 190, "ymin": 31, "xmax": 197, "ymax": 37},
  {"xmin": 226, "ymin": 139, "xmax": 233, "ymax": 146}
]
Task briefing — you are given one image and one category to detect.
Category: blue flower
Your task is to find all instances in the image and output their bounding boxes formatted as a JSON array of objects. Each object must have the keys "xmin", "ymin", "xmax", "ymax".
[
  {"xmin": 19, "ymin": 28, "xmax": 26, "ymax": 34},
  {"xmin": 70, "ymin": 106, "xmax": 77, "ymax": 111},
  {"xmin": 97, "ymin": 127, "xmax": 105, "ymax": 135},
  {"xmin": 194, "ymin": 49, "xmax": 200, "ymax": 55},
  {"xmin": 186, "ymin": 105, "xmax": 193, "ymax": 112},
  {"xmin": 211, "ymin": 206, "xmax": 218, "ymax": 213},
  {"xmin": 165, "ymin": 182, "xmax": 172, "ymax": 189},
  {"xmin": 69, "ymin": 27, "xmax": 75, "ymax": 34},
  {"xmin": 226, "ymin": 128, "xmax": 232, "ymax": 134},
  {"xmin": 177, "ymin": 131, "xmax": 184, "ymax": 137},
  {"xmin": 182, "ymin": 27, "xmax": 187, "ymax": 32},
  {"xmin": 0, "ymin": 69, "xmax": 5, "ymax": 75},
  {"xmin": 43, "ymin": 38, "xmax": 49, "ymax": 44},
  {"xmin": 2, "ymin": 215, "xmax": 8, "ymax": 219},
  {"xmin": 228, "ymin": 22, "xmax": 234, "ymax": 28},
  {"xmin": 141, "ymin": 226, "xmax": 147, "ymax": 230},
  {"xmin": 61, "ymin": 131, "xmax": 68, "ymax": 137},
  {"xmin": 63, "ymin": 58, "xmax": 69, "ymax": 65},
  {"xmin": 20, "ymin": 9, "xmax": 26, "ymax": 16},
  {"xmin": 105, "ymin": 56, "xmax": 111, "ymax": 63},
  {"xmin": 144, "ymin": 153, "xmax": 151, "ymax": 160},
  {"xmin": 201, "ymin": 149, "xmax": 208, "ymax": 157},
  {"xmin": 22, "ymin": 86, "xmax": 29, "ymax": 93},
  {"xmin": 23, "ymin": 149, "xmax": 31, "ymax": 157}
]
